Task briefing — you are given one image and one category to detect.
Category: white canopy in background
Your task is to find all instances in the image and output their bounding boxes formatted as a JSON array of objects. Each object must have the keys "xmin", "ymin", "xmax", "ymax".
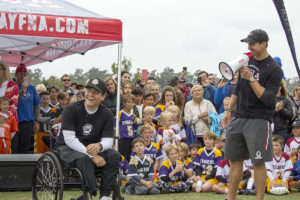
[
  {"xmin": 0, "ymin": 0, "xmax": 122, "ymax": 67},
  {"xmin": 0, "ymin": 0, "xmax": 123, "ymax": 149}
]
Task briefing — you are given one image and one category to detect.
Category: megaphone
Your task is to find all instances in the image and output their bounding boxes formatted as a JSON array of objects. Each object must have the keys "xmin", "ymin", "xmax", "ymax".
[{"xmin": 219, "ymin": 52, "xmax": 253, "ymax": 81}]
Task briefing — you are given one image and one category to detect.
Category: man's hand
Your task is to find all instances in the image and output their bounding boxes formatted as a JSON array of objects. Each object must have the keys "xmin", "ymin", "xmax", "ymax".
[
  {"xmin": 223, "ymin": 111, "xmax": 232, "ymax": 128},
  {"xmin": 33, "ymin": 121, "xmax": 40, "ymax": 132},
  {"xmin": 86, "ymin": 143, "xmax": 101, "ymax": 156},
  {"xmin": 240, "ymin": 66, "xmax": 253, "ymax": 80},
  {"xmin": 91, "ymin": 155, "xmax": 106, "ymax": 167}
]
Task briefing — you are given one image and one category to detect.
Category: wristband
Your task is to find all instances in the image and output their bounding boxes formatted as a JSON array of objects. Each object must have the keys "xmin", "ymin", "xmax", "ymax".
[{"xmin": 227, "ymin": 108, "xmax": 233, "ymax": 113}]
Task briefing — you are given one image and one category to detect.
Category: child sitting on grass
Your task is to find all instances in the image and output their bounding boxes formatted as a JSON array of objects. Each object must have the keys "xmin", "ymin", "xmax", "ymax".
[
  {"xmin": 157, "ymin": 144, "xmax": 193, "ymax": 193},
  {"xmin": 123, "ymin": 138, "xmax": 160, "ymax": 195}
]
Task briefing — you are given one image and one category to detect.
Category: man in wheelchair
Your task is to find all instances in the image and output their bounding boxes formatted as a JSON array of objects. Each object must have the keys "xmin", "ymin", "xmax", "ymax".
[{"xmin": 55, "ymin": 78, "xmax": 120, "ymax": 200}]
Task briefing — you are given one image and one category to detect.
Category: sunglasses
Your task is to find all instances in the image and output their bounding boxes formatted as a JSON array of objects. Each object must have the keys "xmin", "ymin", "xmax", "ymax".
[{"xmin": 63, "ymin": 79, "xmax": 70, "ymax": 82}]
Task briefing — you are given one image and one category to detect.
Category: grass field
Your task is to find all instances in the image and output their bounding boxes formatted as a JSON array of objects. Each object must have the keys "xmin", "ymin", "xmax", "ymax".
[{"xmin": 0, "ymin": 190, "xmax": 298, "ymax": 200}]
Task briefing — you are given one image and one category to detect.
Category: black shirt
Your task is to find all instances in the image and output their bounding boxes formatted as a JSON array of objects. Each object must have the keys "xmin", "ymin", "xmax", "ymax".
[
  {"xmin": 233, "ymin": 55, "xmax": 282, "ymax": 121},
  {"xmin": 56, "ymin": 101, "xmax": 114, "ymax": 147}
]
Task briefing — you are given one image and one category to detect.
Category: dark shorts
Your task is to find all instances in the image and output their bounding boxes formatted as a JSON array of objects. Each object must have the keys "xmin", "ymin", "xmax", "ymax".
[{"xmin": 224, "ymin": 117, "xmax": 273, "ymax": 165}]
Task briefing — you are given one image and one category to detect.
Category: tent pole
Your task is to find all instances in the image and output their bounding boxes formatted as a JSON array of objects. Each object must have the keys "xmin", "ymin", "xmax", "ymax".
[{"xmin": 114, "ymin": 42, "xmax": 122, "ymax": 152}]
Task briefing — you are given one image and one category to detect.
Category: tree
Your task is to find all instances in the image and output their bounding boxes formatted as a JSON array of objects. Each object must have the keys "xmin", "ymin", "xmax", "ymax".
[
  {"xmin": 158, "ymin": 67, "xmax": 176, "ymax": 88},
  {"xmin": 85, "ymin": 67, "xmax": 111, "ymax": 81},
  {"xmin": 110, "ymin": 57, "xmax": 132, "ymax": 74},
  {"xmin": 132, "ymin": 68, "xmax": 141, "ymax": 84},
  {"xmin": 70, "ymin": 68, "xmax": 86, "ymax": 85}
]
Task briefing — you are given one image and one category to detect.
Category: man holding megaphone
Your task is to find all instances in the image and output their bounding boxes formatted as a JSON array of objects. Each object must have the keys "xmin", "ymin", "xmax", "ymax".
[{"xmin": 222, "ymin": 29, "xmax": 283, "ymax": 200}]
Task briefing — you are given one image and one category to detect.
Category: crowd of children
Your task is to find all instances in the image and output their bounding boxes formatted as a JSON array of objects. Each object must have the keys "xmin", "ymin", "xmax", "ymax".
[
  {"xmin": 116, "ymin": 88, "xmax": 300, "ymax": 196},
  {"xmin": 1, "ymin": 72, "xmax": 300, "ymax": 197}
]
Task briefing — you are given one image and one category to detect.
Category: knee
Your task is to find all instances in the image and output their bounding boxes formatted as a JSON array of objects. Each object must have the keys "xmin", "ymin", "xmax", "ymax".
[
  {"xmin": 135, "ymin": 186, "xmax": 148, "ymax": 195},
  {"xmin": 149, "ymin": 187, "xmax": 160, "ymax": 195},
  {"xmin": 106, "ymin": 149, "xmax": 121, "ymax": 164},
  {"xmin": 212, "ymin": 185, "xmax": 218, "ymax": 192},
  {"xmin": 202, "ymin": 183, "xmax": 212, "ymax": 192}
]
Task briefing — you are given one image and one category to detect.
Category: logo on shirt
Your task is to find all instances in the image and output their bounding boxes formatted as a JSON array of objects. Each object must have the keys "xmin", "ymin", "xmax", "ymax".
[
  {"xmin": 255, "ymin": 151, "xmax": 263, "ymax": 160},
  {"xmin": 82, "ymin": 124, "xmax": 93, "ymax": 136}
]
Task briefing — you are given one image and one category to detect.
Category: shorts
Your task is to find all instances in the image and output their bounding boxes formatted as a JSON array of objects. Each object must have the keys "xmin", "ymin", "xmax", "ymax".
[
  {"xmin": 200, "ymin": 175, "xmax": 218, "ymax": 185},
  {"xmin": 34, "ymin": 132, "xmax": 50, "ymax": 154},
  {"xmin": 224, "ymin": 117, "xmax": 273, "ymax": 165},
  {"xmin": 0, "ymin": 138, "xmax": 11, "ymax": 154}
]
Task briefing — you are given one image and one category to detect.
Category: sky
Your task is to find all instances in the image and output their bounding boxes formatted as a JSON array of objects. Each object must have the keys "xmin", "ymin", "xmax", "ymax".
[{"xmin": 29, "ymin": 0, "xmax": 300, "ymax": 79}]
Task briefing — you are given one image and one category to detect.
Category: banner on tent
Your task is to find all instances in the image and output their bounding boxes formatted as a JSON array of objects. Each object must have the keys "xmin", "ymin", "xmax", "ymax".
[{"xmin": 0, "ymin": 11, "xmax": 121, "ymax": 41}]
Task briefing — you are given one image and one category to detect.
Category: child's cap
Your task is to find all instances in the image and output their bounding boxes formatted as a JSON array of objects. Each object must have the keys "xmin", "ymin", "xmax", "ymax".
[{"xmin": 292, "ymin": 120, "xmax": 300, "ymax": 127}]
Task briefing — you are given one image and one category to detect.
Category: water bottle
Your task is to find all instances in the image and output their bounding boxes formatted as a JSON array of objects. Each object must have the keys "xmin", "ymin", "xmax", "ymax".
[{"xmin": 195, "ymin": 180, "xmax": 202, "ymax": 193}]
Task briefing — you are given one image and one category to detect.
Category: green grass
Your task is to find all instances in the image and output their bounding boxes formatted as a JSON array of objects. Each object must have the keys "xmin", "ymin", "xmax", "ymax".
[{"xmin": 0, "ymin": 190, "xmax": 298, "ymax": 200}]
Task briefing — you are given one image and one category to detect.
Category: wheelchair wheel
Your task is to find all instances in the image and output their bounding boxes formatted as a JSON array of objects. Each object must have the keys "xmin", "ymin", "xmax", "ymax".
[
  {"xmin": 112, "ymin": 170, "xmax": 124, "ymax": 200},
  {"xmin": 32, "ymin": 152, "xmax": 64, "ymax": 200}
]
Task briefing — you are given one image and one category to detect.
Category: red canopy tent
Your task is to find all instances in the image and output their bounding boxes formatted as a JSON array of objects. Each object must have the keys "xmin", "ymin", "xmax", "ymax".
[{"xmin": 0, "ymin": 0, "xmax": 123, "ymax": 146}]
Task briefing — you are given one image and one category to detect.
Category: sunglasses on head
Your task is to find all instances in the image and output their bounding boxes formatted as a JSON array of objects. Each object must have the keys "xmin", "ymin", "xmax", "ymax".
[{"xmin": 63, "ymin": 79, "xmax": 70, "ymax": 82}]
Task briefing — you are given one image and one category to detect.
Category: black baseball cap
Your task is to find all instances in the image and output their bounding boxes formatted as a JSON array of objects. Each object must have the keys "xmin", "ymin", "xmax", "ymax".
[
  {"xmin": 292, "ymin": 120, "xmax": 300, "ymax": 127},
  {"xmin": 86, "ymin": 78, "xmax": 107, "ymax": 94},
  {"xmin": 241, "ymin": 29, "xmax": 269, "ymax": 44}
]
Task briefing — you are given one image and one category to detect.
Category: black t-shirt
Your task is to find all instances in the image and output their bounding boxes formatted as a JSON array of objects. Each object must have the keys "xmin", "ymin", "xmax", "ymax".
[
  {"xmin": 55, "ymin": 101, "xmax": 114, "ymax": 147},
  {"xmin": 233, "ymin": 55, "xmax": 282, "ymax": 121}
]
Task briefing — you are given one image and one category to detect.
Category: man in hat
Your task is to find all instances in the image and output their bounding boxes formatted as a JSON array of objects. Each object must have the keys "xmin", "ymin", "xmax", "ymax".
[
  {"xmin": 11, "ymin": 65, "xmax": 40, "ymax": 153},
  {"xmin": 55, "ymin": 78, "xmax": 120, "ymax": 200},
  {"xmin": 223, "ymin": 29, "xmax": 283, "ymax": 200}
]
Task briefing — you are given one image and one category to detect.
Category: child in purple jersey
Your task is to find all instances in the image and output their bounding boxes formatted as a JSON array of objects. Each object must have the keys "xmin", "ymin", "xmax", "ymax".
[
  {"xmin": 118, "ymin": 94, "xmax": 138, "ymax": 161},
  {"xmin": 157, "ymin": 144, "xmax": 193, "ymax": 193},
  {"xmin": 193, "ymin": 131, "xmax": 223, "ymax": 192},
  {"xmin": 131, "ymin": 124, "xmax": 163, "ymax": 172}
]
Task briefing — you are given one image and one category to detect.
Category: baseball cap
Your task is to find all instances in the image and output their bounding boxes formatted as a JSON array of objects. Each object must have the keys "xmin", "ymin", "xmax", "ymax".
[
  {"xmin": 292, "ymin": 120, "xmax": 300, "ymax": 127},
  {"xmin": 16, "ymin": 65, "xmax": 27, "ymax": 73},
  {"xmin": 241, "ymin": 29, "xmax": 269, "ymax": 44},
  {"xmin": 86, "ymin": 78, "xmax": 107, "ymax": 94}
]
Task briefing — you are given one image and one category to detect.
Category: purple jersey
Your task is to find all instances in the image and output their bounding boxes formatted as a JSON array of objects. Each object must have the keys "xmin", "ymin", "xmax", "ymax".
[
  {"xmin": 159, "ymin": 159, "xmax": 184, "ymax": 183},
  {"xmin": 131, "ymin": 142, "xmax": 163, "ymax": 163},
  {"xmin": 120, "ymin": 155, "xmax": 129, "ymax": 174},
  {"xmin": 117, "ymin": 110, "xmax": 137, "ymax": 139},
  {"xmin": 194, "ymin": 147, "xmax": 223, "ymax": 176}
]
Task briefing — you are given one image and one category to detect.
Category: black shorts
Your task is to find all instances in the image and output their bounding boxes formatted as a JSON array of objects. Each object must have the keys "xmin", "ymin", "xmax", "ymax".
[{"xmin": 224, "ymin": 117, "xmax": 273, "ymax": 165}]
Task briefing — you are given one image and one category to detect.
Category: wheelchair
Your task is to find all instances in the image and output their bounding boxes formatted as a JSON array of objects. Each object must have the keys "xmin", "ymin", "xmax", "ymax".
[{"xmin": 31, "ymin": 126, "xmax": 124, "ymax": 200}]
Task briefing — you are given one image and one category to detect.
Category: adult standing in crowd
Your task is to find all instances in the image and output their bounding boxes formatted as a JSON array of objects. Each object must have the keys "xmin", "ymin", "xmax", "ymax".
[
  {"xmin": 61, "ymin": 74, "xmax": 76, "ymax": 97},
  {"xmin": 187, "ymin": 71, "xmax": 215, "ymax": 104},
  {"xmin": 0, "ymin": 61, "xmax": 19, "ymax": 122},
  {"xmin": 273, "ymin": 80, "xmax": 294, "ymax": 143},
  {"xmin": 121, "ymin": 71, "xmax": 130, "ymax": 86},
  {"xmin": 214, "ymin": 73, "xmax": 238, "ymax": 114},
  {"xmin": 184, "ymin": 85, "xmax": 216, "ymax": 146},
  {"xmin": 223, "ymin": 29, "xmax": 282, "ymax": 200},
  {"xmin": 11, "ymin": 65, "xmax": 40, "ymax": 153},
  {"xmin": 55, "ymin": 78, "xmax": 120, "ymax": 200},
  {"xmin": 102, "ymin": 77, "xmax": 123, "ymax": 116}
]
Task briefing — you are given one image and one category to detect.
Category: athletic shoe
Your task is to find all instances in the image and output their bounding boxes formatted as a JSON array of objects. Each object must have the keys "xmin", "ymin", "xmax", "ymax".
[
  {"xmin": 99, "ymin": 196, "xmax": 112, "ymax": 200},
  {"xmin": 244, "ymin": 189, "xmax": 256, "ymax": 195},
  {"xmin": 237, "ymin": 189, "xmax": 245, "ymax": 195}
]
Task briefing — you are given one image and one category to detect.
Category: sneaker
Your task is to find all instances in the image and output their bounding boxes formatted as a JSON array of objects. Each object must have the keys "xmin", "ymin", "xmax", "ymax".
[
  {"xmin": 237, "ymin": 189, "xmax": 245, "ymax": 195},
  {"xmin": 244, "ymin": 189, "xmax": 256, "ymax": 195},
  {"xmin": 99, "ymin": 196, "xmax": 112, "ymax": 200}
]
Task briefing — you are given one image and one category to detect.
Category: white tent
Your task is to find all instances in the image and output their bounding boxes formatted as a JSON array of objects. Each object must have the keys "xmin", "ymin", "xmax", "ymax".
[{"xmin": 0, "ymin": 0, "xmax": 123, "ymax": 147}]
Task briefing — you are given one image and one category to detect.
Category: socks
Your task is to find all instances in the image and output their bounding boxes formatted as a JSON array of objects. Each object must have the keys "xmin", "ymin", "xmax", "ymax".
[{"xmin": 247, "ymin": 178, "xmax": 254, "ymax": 190}]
